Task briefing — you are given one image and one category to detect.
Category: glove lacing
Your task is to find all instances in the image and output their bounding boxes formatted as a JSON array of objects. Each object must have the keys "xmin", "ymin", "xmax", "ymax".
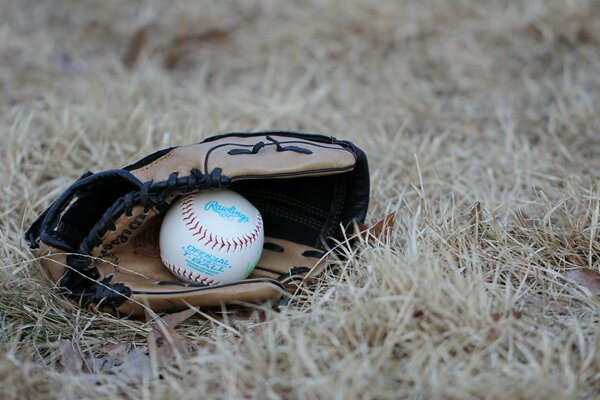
[{"xmin": 227, "ymin": 136, "xmax": 313, "ymax": 155}]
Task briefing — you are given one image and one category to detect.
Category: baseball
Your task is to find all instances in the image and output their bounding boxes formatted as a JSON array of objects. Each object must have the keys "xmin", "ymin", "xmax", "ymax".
[{"xmin": 159, "ymin": 189, "xmax": 264, "ymax": 286}]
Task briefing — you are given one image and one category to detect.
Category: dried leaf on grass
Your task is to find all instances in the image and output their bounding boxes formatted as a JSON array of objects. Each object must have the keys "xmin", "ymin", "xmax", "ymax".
[
  {"xmin": 356, "ymin": 212, "xmax": 395, "ymax": 243},
  {"xmin": 148, "ymin": 308, "xmax": 196, "ymax": 361},
  {"xmin": 110, "ymin": 346, "xmax": 152, "ymax": 382},
  {"xmin": 524, "ymin": 296, "xmax": 571, "ymax": 315},
  {"xmin": 84, "ymin": 349, "xmax": 116, "ymax": 373},
  {"xmin": 57, "ymin": 340, "xmax": 83, "ymax": 373},
  {"xmin": 163, "ymin": 29, "xmax": 230, "ymax": 69},
  {"xmin": 55, "ymin": 309, "xmax": 196, "ymax": 382},
  {"xmin": 490, "ymin": 310, "xmax": 523, "ymax": 321},
  {"xmin": 122, "ymin": 26, "xmax": 149, "ymax": 68},
  {"xmin": 56, "ymin": 341, "xmax": 150, "ymax": 383},
  {"xmin": 565, "ymin": 269, "xmax": 600, "ymax": 295},
  {"xmin": 122, "ymin": 26, "xmax": 230, "ymax": 69},
  {"xmin": 158, "ymin": 307, "xmax": 197, "ymax": 329}
]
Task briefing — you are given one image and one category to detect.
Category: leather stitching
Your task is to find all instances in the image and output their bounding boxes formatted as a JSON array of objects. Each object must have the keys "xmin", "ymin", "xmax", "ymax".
[{"xmin": 203, "ymin": 138, "xmax": 356, "ymax": 176}]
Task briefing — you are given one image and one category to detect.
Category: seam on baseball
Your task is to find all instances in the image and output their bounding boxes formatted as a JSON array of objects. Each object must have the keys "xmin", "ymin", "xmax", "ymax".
[
  {"xmin": 162, "ymin": 257, "xmax": 220, "ymax": 286},
  {"xmin": 178, "ymin": 194, "xmax": 263, "ymax": 254}
]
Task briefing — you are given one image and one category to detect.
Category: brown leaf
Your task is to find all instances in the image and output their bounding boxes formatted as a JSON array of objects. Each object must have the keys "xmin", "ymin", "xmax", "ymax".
[
  {"xmin": 109, "ymin": 346, "xmax": 152, "ymax": 382},
  {"xmin": 356, "ymin": 212, "xmax": 395, "ymax": 243},
  {"xmin": 170, "ymin": 30, "xmax": 229, "ymax": 47},
  {"xmin": 57, "ymin": 340, "xmax": 83, "ymax": 373},
  {"xmin": 56, "ymin": 341, "xmax": 154, "ymax": 383},
  {"xmin": 490, "ymin": 310, "xmax": 523, "ymax": 321},
  {"xmin": 577, "ymin": 25, "xmax": 593, "ymax": 44},
  {"xmin": 122, "ymin": 347, "xmax": 151, "ymax": 374},
  {"xmin": 566, "ymin": 269, "xmax": 600, "ymax": 295},
  {"xmin": 566, "ymin": 254, "xmax": 587, "ymax": 267},
  {"xmin": 523, "ymin": 23, "xmax": 543, "ymax": 42},
  {"xmin": 85, "ymin": 352, "xmax": 116, "ymax": 373},
  {"xmin": 157, "ymin": 308, "xmax": 196, "ymax": 330},
  {"xmin": 82, "ymin": 345, "xmax": 150, "ymax": 383},
  {"xmin": 163, "ymin": 29, "xmax": 229, "ymax": 69},
  {"xmin": 148, "ymin": 308, "xmax": 196, "ymax": 362},
  {"xmin": 122, "ymin": 26, "xmax": 148, "ymax": 68},
  {"xmin": 524, "ymin": 296, "xmax": 570, "ymax": 315}
]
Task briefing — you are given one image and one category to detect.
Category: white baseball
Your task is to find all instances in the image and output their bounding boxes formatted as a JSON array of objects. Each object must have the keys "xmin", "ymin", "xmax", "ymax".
[{"xmin": 159, "ymin": 189, "xmax": 264, "ymax": 286}]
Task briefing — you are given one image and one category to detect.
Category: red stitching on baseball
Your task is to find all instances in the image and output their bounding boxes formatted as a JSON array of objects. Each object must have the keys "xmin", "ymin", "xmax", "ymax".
[
  {"xmin": 162, "ymin": 258, "xmax": 220, "ymax": 286},
  {"xmin": 192, "ymin": 225, "xmax": 202, "ymax": 236},
  {"xmin": 186, "ymin": 217, "xmax": 197, "ymax": 227},
  {"xmin": 179, "ymin": 197, "xmax": 263, "ymax": 254}
]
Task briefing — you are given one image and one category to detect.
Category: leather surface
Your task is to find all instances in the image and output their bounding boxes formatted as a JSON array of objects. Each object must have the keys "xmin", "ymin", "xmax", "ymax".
[
  {"xmin": 35, "ymin": 242, "xmax": 68, "ymax": 283},
  {"xmin": 131, "ymin": 135, "xmax": 356, "ymax": 183},
  {"xmin": 117, "ymin": 280, "xmax": 285, "ymax": 317},
  {"xmin": 252, "ymin": 237, "xmax": 327, "ymax": 279}
]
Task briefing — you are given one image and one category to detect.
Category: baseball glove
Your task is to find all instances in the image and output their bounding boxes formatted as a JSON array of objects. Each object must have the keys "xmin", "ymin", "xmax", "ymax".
[{"xmin": 26, "ymin": 131, "xmax": 369, "ymax": 317}]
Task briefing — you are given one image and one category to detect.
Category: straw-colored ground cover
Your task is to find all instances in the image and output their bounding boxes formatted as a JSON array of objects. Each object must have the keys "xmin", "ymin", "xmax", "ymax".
[{"xmin": 2, "ymin": 1, "xmax": 600, "ymax": 398}]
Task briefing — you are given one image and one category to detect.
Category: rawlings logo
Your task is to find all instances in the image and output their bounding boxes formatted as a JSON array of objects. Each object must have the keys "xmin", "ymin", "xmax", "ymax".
[
  {"xmin": 182, "ymin": 244, "xmax": 231, "ymax": 276},
  {"xmin": 204, "ymin": 201, "xmax": 249, "ymax": 223}
]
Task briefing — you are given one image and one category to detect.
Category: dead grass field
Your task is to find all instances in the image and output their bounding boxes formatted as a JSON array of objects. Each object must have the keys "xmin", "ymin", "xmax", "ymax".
[{"xmin": 2, "ymin": 0, "xmax": 600, "ymax": 398}]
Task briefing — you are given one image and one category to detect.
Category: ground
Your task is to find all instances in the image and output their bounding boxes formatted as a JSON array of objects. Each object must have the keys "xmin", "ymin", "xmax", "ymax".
[{"xmin": 2, "ymin": 0, "xmax": 600, "ymax": 399}]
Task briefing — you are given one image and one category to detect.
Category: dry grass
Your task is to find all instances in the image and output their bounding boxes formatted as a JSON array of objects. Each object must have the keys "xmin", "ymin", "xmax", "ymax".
[{"xmin": 2, "ymin": 0, "xmax": 600, "ymax": 398}]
